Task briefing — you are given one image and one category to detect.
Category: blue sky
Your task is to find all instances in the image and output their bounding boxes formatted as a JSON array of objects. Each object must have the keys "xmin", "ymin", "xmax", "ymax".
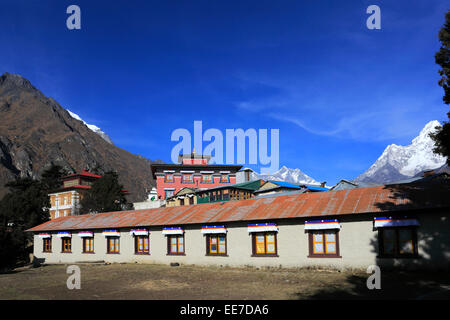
[{"xmin": 0, "ymin": 0, "xmax": 448, "ymax": 185}]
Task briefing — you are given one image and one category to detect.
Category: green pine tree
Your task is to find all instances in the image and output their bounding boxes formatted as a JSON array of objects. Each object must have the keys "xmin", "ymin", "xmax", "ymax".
[
  {"xmin": 80, "ymin": 171, "xmax": 133, "ymax": 214},
  {"xmin": 431, "ymin": 10, "xmax": 450, "ymax": 165},
  {"xmin": 0, "ymin": 165, "xmax": 66, "ymax": 270}
]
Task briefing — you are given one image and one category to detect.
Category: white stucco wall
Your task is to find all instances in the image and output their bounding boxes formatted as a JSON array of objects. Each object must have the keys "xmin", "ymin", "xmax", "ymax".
[{"xmin": 32, "ymin": 212, "xmax": 450, "ymax": 270}]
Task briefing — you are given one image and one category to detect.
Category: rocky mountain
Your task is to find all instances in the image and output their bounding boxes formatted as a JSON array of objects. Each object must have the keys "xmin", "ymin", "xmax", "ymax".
[
  {"xmin": 0, "ymin": 72, "xmax": 159, "ymax": 202},
  {"xmin": 354, "ymin": 120, "xmax": 447, "ymax": 184},
  {"xmin": 254, "ymin": 166, "xmax": 322, "ymax": 185}
]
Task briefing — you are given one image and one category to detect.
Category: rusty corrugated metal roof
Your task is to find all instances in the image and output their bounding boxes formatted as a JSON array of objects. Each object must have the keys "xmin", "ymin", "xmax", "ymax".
[{"xmin": 26, "ymin": 184, "xmax": 450, "ymax": 232}]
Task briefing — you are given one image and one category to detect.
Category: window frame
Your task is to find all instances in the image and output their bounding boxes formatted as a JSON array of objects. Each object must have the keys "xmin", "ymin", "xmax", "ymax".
[
  {"xmin": 135, "ymin": 235, "xmax": 150, "ymax": 255},
  {"xmin": 308, "ymin": 230, "xmax": 341, "ymax": 258},
  {"xmin": 205, "ymin": 234, "xmax": 228, "ymax": 256},
  {"xmin": 182, "ymin": 174, "xmax": 194, "ymax": 184},
  {"xmin": 82, "ymin": 237, "xmax": 95, "ymax": 254},
  {"xmin": 251, "ymin": 232, "xmax": 278, "ymax": 257},
  {"xmin": 201, "ymin": 174, "xmax": 213, "ymax": 184},
  {"xmin": 61, "ymin": 238, "xmax": 72, "ymax": 253},
  {"xmin": 164, "ymin": 189, "xmax": 175, "ymax": 199},
  {"xmin": 167, "ymin": 234, "xmax": 185, "ymax": 255},
  {"xmin": 378, "ymin": 227, "xmax": 418, "ymax": 258},
  {"xmin": 43, "ymin": 238, "xmax": 52, "ymax": 253},
  {"xmin": 107, "ymin": 236, "xmax": 120, "ymax": 254},
  {"xmin": 164, "ymin": 173, "xmax": 174, "ymax": 183},
  {"xmin": 220, "ymin": 174, "xmax": 229, "ymax": 183}
]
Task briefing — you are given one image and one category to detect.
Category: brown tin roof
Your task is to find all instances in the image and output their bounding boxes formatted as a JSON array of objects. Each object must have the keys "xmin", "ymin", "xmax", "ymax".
[{"xmin": 27, "ymin": 183, "xmax": 450, "ymax": 232}]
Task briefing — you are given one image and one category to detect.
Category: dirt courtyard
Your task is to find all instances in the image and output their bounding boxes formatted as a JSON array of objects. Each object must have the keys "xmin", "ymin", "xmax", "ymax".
[{"xmin": 0, "ymin": 263, "xmax": 449, "ymax": 300}]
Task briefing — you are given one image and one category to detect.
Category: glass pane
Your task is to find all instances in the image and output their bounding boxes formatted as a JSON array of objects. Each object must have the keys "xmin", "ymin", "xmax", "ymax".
[
  {"xmin": 399, "ymin": 230, "xmax": 413, "ymax": 254},
  {"xmin": 256, "ymin": 242, "xmax": 265, "ymax": 254},
  {"xmin": 326, "ymin": 242, "xmax": 336, "ymax": 253},
  {"xmin": 178, "ymin": 244, "xmax": 184, "ymax": 252},
  {"xmin": 210, "ymin": 244, "xmax": 217, "ymax": 253},
  {"xmin": 325, "ymin": 232, "xmax": 335, "ymax": 242},
  {"xmin": 266, "ymin": 234, "xmax": 275, "ymax": 243},
  {"xmin": 399, "ymin": 240, "xmax": 413, "ymax": 254},
  {"xmin": 219, "ymin": 236, "xmax": 226, "ymax": 244},
  {"xmin": 219, "ymin": 244, "xmax": 226, "ymax": 253},
  {"xmin": 178, "ymin": 236, "xmax": 184, "ymax": 244},
  {"xmin": 171, "ymin": 237, "xmax": 177, "ymax": 245},
  {"xmin": 399, "ymin": 229, "xmax": 412, "ymax": 242},
  {"xmin": 256, "ymin": 235, "xmax": 265, "ymax": 243},
  {"xmin": 171, "ymin": 244, "xmax": 177, "ymax": 252},
  {"xmin": 210, "ymin": 236, "xmax": 217, "ymax": 244},
  {"xmin": 313, "ymin": 233, "xmax": 323, "ymax": 242},
  {"xmin": 314, "ymin": 242, "xmax": 324, "ymax": 253},
  {"xmin": 383, "ymin": 240, "xmax": 395, "ymax": 254},
  {"xmin": 266, "ymin": 243, "xmax": 275, "ymax": 253},
  {"xmin": 384, "ymin": 229, "xmax": 395, "ymax": 241}
]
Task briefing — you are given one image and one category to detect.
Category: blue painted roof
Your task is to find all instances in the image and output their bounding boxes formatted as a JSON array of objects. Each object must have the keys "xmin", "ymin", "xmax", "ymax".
[
  {"xmin": 269, "ymin": 180, "xmax": 302, "ymax": 189},
  {"xmin": 305, "ymin": 186, "xmax": 329, "ymax": 192}
]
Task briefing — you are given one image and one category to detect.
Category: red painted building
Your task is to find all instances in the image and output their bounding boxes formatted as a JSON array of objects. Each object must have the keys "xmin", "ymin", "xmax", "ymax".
[{"xmin": 151, "ymin": 151, "xmax": 242, "ymax": 200}]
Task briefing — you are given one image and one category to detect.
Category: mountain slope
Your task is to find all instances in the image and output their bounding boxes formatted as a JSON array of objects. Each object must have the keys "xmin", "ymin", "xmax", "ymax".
[
  {"xmin": 0, "ymin": 72, "xmax": 158, "ymax": 202},
  {"xmin": 355, "ymin": 120, "xmax": 447, "ymax": 184},
  {"xmin": 254, "ymin": 166, "xmax": 322, "ymax": 185},
  {"xmin": 67, "ymin": 110, "xmax": 113, "ymax": 144}
]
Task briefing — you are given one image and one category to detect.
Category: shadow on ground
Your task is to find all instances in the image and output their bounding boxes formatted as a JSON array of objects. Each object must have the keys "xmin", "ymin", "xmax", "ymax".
[{"xmin": 299, "ymin": 271, "xmax": 450, "ymax": 300}]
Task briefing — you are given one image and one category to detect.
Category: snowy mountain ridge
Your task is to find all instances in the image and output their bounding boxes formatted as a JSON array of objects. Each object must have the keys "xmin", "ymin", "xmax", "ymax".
[
  {"xmin": 67, "ymin": 110, "xmax": 113, "ymax": 145},
  {"xmin": 354, "ymin": 120, "xmax": 447, "ymax": 184},
  {"xmin": 253, "ymin": 166, "xmax": 322, "ymax": 186}
]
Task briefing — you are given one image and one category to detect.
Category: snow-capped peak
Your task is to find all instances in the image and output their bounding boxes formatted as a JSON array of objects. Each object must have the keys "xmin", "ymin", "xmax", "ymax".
[
  {"xmin": 255, "ymin": 165, "xmax": 322, "ymax": 185},
  {"xmin": 412, "ymin": 120, "xmax": 441, "ymax": 145},
  {"xmin": 67, "ymin": 109, "xmax": 113, "ymax": 144},
  {"xmin": 355, "ymin": 120, "xmax": 446, "ymax": 183}
]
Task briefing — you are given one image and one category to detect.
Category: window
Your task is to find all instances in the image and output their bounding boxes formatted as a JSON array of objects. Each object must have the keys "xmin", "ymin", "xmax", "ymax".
[
  {"xmin": 62, "ymin": 238, "xmax": 71, "ymax": 253},
  {"xmin": 189, "ymin": 197, "xmax": 194, "ymax": 205},
  {"xmin": 308, "ymin": 230, "xmax": 340, "ymax": 258},
  {"xmin": 206, "ymin": 234, "xmax": 227, "ymax": 256},
  {"xmin": 182, "ymin": 174, "xmax": 193, "ymax": 183},
  {"xmin": 220, "ymin": 174, "xmax": 229, "ymax": 183},
  {"xmin": 252, "ymin": 232, "xmax": 277, "ymax": 256},
  {"xmin": 107, "ymin": 237, "xmax": 120, "ymax": 254},
  {"xmin": 43, "ymin": 238, "xmax": 52, "ymax": 252},
  {"xmin": 378, "ymin": 227, "xmax": 417, "ymax": 257},
  {"xmin": 135, "ymin": 235, "xmax": 149, "ymax": 254},
  {"xmin": 168, "ymin": 235, "xmax": 184, "ymax": 255},
  {"xmin": 83, "ymin": 237, "xmax": 94, "ymax": 253},
  {"xmin": 164, "ymin": 189, "xmax": 175, "ymax": 199},
  {"xmin": 165, "ymin": 173, "xmax": 174, "ymax": 182},
  {"xmin": 202, "ymin": 174, "xmax": 213, "ymax": 183},
  {"xmin": 180, "ymin": 198, "xmax": 185, "ymax": 206}
]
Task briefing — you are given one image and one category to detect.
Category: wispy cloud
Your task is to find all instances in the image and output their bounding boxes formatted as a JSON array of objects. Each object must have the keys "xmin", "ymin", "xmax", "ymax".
[{"xmin": 234, "ymin": 74, "xmax": 445, "ymax": 143}]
